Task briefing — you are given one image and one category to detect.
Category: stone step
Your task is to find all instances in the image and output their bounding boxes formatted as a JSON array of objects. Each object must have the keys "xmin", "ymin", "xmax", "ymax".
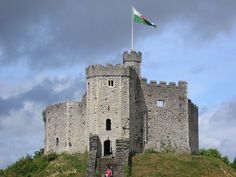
[{"xmin": 97, "ymin": 156, "xmax": 124, "ymax": 177}]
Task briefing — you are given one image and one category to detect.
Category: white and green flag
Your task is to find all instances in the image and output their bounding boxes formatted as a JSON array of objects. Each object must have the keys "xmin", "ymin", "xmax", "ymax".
[
  {"xmin": 133, "ymin": 7, "xmax": 157, "ymax": 28},
  {"xmin": 131, "ymin": 7, "xmax": 157, "ymax": 49}
]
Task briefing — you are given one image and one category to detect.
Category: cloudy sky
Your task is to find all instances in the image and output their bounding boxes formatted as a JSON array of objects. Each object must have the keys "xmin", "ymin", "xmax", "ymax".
[{"xmin": 0, "ymin": 0, "xmax": 236, "ymax": 169}]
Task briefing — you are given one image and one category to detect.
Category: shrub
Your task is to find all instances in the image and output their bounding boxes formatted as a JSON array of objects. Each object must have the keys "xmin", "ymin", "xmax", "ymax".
[
  {"xmin": 46, "ymin": 153, "xmax": 58, "ymax": 162},
  {"xmin": 199, "ymin": 148, "xmax": 233, "ymax": 166},
  {"xmin": 145, "ymin": 148, "xmax": 157, "ymax": 153},
  {"xmin": 231, "ymin": 157, "xmax": 236, "ymax": 170},
  {"xmin": 199, "ymin": 148, "xmax": 221, "ymax": 159},
  {"xmin": 221, "ymin": 156, "xmax": 229, "ymax": 164}
]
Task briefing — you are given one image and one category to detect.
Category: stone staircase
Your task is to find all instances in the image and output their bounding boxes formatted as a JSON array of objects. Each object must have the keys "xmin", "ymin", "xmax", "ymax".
[
  {"xmin": 97, "ymin": 156, "xmax": 124, "ymax": 177},
  {"xmin": 87, "ymin": 136, "xmax": 130, "ymax": 177}
]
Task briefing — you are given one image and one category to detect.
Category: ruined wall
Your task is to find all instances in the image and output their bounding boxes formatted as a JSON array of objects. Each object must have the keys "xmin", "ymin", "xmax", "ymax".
[
  {"xmin": 44, "ymin": 101, "xmax": 87, "ymax": 154},
  {"xmin": 142, "ymin": 80, "xmax": 191, "ymax": 153},
  {"xmin": 188, "ymin": 100, "xmax": 199, "ymax": 154},
  {"xmin": 86, "ymin": 64, "xmax": 132, "ymax": 156}
]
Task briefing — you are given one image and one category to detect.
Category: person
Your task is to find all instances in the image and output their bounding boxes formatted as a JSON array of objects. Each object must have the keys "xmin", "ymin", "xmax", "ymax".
[{"xmin": 105, "ymin": 167, "xmax": 112, "ymax": 177}]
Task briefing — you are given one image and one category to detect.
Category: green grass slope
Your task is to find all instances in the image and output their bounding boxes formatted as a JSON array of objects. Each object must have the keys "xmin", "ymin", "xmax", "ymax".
[
  {"xmin": 1, "ymin": 150, "xmax": 236, "ymax": 177},
  {"xmin": 131, "ymin": 152, "xmax": 236, "ymax": 177},
  {"xmin": 0, "ymin": 150, "xmax": 87, "ymax": 177}
]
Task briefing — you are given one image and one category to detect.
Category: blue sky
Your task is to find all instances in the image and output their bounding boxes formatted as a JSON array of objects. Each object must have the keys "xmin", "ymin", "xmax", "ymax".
[{"xmin": 0, "ymin": 0, "xmax": 236, "ymax": 169}]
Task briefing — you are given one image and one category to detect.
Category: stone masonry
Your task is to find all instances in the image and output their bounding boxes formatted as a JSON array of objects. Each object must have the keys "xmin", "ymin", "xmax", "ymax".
[{"xmin": 43, "ymin": 50, "xmax": 198, "ymax": 156}]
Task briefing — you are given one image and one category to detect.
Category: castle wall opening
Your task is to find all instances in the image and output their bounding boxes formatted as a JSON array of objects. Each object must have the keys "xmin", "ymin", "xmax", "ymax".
[
  {"xmin": 106, "ymin": 119, "xmax": 111, "ymax": 130},
  {"xmin": 104, "ymin": 140, "xmax": 112, "ymax": 156},
  {"xmin": 56, "ymin": 138, "xmax": 59, "ymax": 146}
]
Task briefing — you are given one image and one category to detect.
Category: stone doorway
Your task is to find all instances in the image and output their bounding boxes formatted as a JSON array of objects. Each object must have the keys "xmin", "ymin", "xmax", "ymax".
[{"xmin": 104, "ymin": 140, "xmax": 112, "ymax": 156}]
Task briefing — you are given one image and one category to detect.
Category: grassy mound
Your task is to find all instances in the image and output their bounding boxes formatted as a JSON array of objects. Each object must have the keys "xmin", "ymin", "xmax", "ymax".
[
  {"xmin": 1, "ymin": 149, "xmax": 236, "ymax": 177},
  {"xmin": 131, "ymin": 152, "xmax": 236, "ymax": 177},
  {"xmin": 0, "ymin": 150, "xmax": 87, "ymax": 177}
]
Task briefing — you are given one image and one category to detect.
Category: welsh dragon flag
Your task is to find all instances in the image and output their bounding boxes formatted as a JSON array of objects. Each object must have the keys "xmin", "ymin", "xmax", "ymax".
[{"xmin": 133, "ymin": 7, "xmax": 157, "ymax": 28}]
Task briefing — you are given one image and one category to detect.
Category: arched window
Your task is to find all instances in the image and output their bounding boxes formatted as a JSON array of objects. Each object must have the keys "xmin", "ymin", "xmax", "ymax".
[
  {"xmin": 106, "ymin": 119, "xmax": 111, "ymax": 130},
  {"xmin": 56, "ymin": 138, "xmax": 59, "ymax": 146}
]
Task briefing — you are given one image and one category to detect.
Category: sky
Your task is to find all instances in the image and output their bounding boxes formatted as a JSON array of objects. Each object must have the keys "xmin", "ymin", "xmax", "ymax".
[{"xmin": 0, "ymin": 0, "xmax": 236, "ymax": 169}]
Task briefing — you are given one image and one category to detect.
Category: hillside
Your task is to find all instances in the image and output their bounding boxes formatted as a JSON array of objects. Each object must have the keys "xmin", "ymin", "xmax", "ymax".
[
  {"xmin": 0, "ymin": 150, "xmax": 87, "ymax": 177},
  {"xmin": 131, "ymin": 152, "xmax": 236, "ymax": 177},
  {"xmin": 1, "ymin": 150, "xmax": 236, "ymax": 177}
]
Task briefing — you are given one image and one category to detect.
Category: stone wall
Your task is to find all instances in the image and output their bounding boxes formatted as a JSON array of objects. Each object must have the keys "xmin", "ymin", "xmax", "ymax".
[
  {"xmin": 129, "ymin": 75, "xmax": 146, "ymax": 153},
  {"xmin": 188, "ymin": 100, "xmax": 199, "ymax": 154},
  {"xmin": 87, "ymin": 135, "xmax": 101, "ymax": 177},
  {"xmin": 142, "ymin": 80, "xmax": 191, "ymax": 153},
  {"xmin": 44, "ymin": 101, "xmax": 87, "ymax": 154}
]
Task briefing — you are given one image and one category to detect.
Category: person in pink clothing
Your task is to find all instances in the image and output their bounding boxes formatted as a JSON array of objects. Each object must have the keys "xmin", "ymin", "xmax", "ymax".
[{"xmin": 105, "ymin": 167, "xmax": 112, "ymax": 177}]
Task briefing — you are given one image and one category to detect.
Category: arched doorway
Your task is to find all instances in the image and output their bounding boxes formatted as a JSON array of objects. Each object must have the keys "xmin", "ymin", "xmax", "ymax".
[{"xmin": 104, "ymin": 140, "xmax": 112, "ymax": 156}]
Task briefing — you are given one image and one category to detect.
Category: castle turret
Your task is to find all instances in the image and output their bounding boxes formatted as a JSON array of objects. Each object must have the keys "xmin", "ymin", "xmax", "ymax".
[{"xmin": 123, "ymin": 51, "xmax": 142, "ymax": 77}]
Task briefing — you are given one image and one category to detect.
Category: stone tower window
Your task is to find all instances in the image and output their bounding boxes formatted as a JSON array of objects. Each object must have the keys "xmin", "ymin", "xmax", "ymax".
[
  {"xmin": 108, "ymin": 80, "xmax": 114, "ymax": 86},
  {"xmin": 56, "ymin": 138, "xmax": 59, "ymax": 146},
  {"xmin": 156, "ymin": 100, "xmax": 165, "ymax": 107},
  {"xmin": 106, "ymin": 119, "xmax": 111, "ymax": 130}
]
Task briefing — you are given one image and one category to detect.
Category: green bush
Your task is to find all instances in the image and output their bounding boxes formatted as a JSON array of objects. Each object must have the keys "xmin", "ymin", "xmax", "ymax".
[
  {"xmin": 144, "ymin": 147, "xmax": 157, "ymax": 153},
  {"xmin": 199, "ymin": 148, "xmax": 236, "ymax": 167},
  {"xmin": 46, "ymin": 153, "xmax": 58, "ymax": 162},
  {"xmin": 231, "ymin": 158, "xmax": 236, "ymax": 170},
  {"xmin": 199, "ymin": 148, "xmax": 222, "ymax": 159},
  {"xmin": 221, "ymin": 156, "xmax": 229, "ymax": 164}
]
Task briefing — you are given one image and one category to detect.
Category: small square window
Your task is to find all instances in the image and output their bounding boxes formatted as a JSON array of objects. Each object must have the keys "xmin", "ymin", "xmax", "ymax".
[
  {"xmin": 156, "ymin": 100, "xmax": 165, "ymax": 107},
  {"xmin": 108, "ymin": 80, "xmax": 114, "ymax": 86}
]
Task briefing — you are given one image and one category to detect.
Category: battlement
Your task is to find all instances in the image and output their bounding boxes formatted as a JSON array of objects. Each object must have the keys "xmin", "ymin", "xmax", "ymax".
[
  {"xmin": 86, "ymin": 64, "xmax": 132, "ymax": 78},
  {"xmin": 44, "ymin": 101, "xmax": 85, "ymax": 116},
  {"xmin": 45, "ymin": 101, "xmax": 83, "ymax": 109},
  {"xmin": 141, "ymin": 79, "xmax": 188, "ymax": 89},
  {"xmin": 123, "ymin": 50, "xmax": 142, "ymax": 64}
]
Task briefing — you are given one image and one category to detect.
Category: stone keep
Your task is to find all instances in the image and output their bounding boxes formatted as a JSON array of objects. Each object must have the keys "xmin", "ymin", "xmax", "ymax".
[{"xmin": 43, "ymin": 51, "xmax": 198, "ymax": 155}]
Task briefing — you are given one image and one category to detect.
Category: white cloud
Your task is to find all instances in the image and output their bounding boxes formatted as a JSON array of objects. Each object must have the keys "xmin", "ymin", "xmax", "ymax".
[
  {"xmin": 0, "ymin": 101, "xmax": 44, "ymax": 169},
  {"xmin": 199, "ymin": 97, "xmax": 236, "ymax": 161}
]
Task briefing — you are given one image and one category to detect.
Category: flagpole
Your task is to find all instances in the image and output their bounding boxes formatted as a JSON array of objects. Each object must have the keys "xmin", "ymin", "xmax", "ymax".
[{"xmin": 131, "ymin": 6, "xmax": 134, "ymax": 50}]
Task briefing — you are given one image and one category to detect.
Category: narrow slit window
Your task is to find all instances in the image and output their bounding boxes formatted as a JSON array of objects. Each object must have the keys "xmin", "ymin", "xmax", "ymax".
[
  {"xmin": 108, "ymin": 80, "xmax": 114, "ymax": 86},
  {"xmin": 56, "ymin": 138, "xmax": 59, "ymax": 146},
  {"xmin": 156, "ymin": 100, "xmax": 165, "ymax": 107},
  {"xmin": 106, "ymin": 119, "xmax": 111, "ymax": 130}
]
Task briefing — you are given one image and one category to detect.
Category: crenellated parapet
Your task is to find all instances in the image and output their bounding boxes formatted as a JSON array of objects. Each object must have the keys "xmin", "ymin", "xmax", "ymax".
[
  {"xmin": 141, "ymin": 79, "xmax": 188, "ymax": 90},
  {"xmin": 123, "ymin": 50, "xmax": 142, "ymax": 63},
  {"xmin": 86, "ymin": 64, "xmax": 133, "ymax": 78},
  {"xmin": 44, "ymin": 101, "xmax": 84, "ymax": 112}
]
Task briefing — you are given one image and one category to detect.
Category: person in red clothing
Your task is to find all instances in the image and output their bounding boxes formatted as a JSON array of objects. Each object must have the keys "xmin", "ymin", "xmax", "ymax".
[{"xmin": 105, "ymin": 167, "xmax": 112, "ymax": 177}]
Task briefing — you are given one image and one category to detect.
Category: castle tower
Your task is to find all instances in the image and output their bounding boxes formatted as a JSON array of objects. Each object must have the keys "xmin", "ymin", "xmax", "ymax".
[
  {"xmin": 86, "ymin": 64, "xmax": 132, "ymax": 156},
  {"xmin": 123, "ymin": 51, "xmax": 142, "ymax": 77}
]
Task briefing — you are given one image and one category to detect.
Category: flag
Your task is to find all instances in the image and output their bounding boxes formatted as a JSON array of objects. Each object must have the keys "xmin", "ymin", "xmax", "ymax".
[{"xmin": 133, "ymin": 7, "xmax": 157, "ymax": 28}]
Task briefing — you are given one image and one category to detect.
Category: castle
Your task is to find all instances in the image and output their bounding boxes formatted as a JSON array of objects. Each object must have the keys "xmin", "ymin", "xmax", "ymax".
[{"xmin": 43, "ymin": 51, "xmax": 198, "ymax": 158}]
